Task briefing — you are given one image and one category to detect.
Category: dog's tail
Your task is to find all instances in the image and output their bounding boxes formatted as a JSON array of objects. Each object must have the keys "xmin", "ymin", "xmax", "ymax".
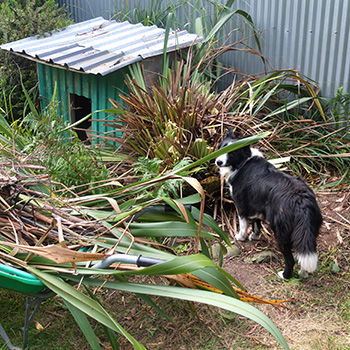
[
  {"xmin": 293, "ymin": 205, "xmax": 322, "ymax": 276},
  {"xmin": 296, "ymin": 251, "xmax": 318, "ymax": 275}
]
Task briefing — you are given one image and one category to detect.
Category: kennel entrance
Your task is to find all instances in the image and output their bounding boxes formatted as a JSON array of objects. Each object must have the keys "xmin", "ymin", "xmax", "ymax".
[{"xmin": 69, "ymin": 93, "xmax": 92, "ymax": 143}]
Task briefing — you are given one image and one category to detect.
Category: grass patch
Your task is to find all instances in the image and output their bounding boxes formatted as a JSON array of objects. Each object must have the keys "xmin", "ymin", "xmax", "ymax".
[
  {"xmin": 0, "ymin": 289, "xmax": 87, "ymax": 350},
  {"xmin": 0, "ymin": 285, "xmax": 281, "ymax": 350}
]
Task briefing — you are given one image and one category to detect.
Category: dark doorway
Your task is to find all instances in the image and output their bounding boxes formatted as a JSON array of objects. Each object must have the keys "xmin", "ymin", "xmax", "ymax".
[{"xmin": 70, "ymin": 93, "xmax": 92, "ymax": 143}]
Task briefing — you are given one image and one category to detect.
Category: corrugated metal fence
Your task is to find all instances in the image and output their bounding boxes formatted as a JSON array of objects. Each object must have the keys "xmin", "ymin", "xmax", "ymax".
[{"xmin": 57, "ymin": 0, "xmax": 350, "ymax": 97}]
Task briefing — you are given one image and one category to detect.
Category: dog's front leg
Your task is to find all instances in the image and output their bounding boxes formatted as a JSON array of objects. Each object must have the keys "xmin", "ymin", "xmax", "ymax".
[{"xmin": 235, "ymin": 216, "xmax": 248, "ymax": 241}]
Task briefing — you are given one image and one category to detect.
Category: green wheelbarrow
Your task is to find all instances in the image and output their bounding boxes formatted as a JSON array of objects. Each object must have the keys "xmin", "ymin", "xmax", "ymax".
[
  {"xmin": 0, "ymin": 263, "xmax": 52, "ymax": 350},
  {"xmin": 0, "ymin": 254, "xmax": 164, "ymax": 349}
]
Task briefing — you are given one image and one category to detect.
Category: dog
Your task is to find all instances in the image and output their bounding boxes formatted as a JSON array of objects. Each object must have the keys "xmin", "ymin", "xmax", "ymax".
[{"xmin": 215, "ymin": 128, "xmax": 322, "ymax": 279}]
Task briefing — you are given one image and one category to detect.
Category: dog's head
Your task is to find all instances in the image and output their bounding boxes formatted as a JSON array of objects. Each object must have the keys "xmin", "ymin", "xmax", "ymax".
[{"xmin": 215, "ymin": 128, "xmax": 252, "ymax": 177}]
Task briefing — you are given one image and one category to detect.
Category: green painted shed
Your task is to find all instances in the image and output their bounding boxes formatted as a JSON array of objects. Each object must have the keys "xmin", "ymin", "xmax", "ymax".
[
  {"xmin": 1, "ymin": 17, "xmax": 202, "ymax": 143},
  {"xmin": 37, "ymin": 63, "xmax": 127, "ymax": 142}
]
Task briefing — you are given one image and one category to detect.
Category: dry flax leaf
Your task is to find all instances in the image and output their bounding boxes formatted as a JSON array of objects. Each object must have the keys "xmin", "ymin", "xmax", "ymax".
[
  {"xmin": 184, "ymin": 273, "xmax": 292, "ymax": 309},
  {"xmin": 0, "ymin": 242, "xmax": 106, "ymax": 264},
  {"xmin": 54, "ymin": 215, "xmax": 78, "ymax": 270},
  {"xmin": 172, "ymin": 199, "xmax": 189, "ymax": 223},
  {"xmin": 178, "ymin": 175, "xmax": 205, "ymax": 251},
  {"xmin": 163, "ymin": 274, "xmax": 197, "ymax": 289},
  {"xmin": 25, "ymin": 218, "xmax": 55, "ymax": 262},
  {"xmin": 106, "ymin": 219, "xmax": 134, "ymax": 255},
  {"xmin": 164, "ymin": 272, "xmax": 292, "ymax": 308}
]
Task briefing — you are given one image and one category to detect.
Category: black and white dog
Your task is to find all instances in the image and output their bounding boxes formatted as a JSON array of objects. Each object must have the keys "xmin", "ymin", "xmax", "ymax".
[{"xmin": 215, "ymin": 128, "xmax": 322, "ymax": 279}]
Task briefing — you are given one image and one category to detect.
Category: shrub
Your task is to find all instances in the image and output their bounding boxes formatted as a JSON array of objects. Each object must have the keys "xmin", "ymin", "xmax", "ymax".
[
  {"xmin": 0, "ymin": 84, "xmax": 110, "ymax": 195},
  {"xmin": 0, "ymin": 0, "xmax": 72, "ymax": 120}
]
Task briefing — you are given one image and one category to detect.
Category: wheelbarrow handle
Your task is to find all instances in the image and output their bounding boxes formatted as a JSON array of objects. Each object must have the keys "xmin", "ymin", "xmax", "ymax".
[{"xmin": 92, "ymin": 254, "xmax": 165, "ymax": 269}]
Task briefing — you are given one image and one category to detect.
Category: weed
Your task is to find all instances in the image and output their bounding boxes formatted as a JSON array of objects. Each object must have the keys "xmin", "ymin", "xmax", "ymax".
[{"xmin": 325, "ymin": 87, "xmax": 350, "ymax": 130}]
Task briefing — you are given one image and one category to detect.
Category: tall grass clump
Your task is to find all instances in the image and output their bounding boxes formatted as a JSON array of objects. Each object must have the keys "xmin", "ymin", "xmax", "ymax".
[
  {"xmin": 251, "ymin": 83, "xmax": 350, "ymax": 185},
  {"xmin": 264, "ymin": 104, "xmax": 350, "ymax": 184}
]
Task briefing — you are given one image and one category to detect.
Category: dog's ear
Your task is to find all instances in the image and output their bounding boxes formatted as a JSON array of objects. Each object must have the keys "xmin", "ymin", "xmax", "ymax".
[{"xmin": 225, "ymin": 127, "xmax": 237, "ymax": 139}]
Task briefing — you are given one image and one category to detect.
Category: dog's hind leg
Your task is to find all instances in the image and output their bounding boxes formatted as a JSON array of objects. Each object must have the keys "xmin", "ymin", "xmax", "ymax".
[
  {"xmin": 235, "ymin": 216, "xmax": 248, "ymax": 241},
  {"xmin": 277, "ymin": 243, "xmax": 295, "ymax": 280},
  {"xmin": 249, "ymin": 219, "xmax": 262, "ymax": 241}
]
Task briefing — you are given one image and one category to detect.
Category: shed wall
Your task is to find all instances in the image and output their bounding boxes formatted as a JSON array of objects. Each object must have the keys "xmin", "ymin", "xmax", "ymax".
[{"xmin": 38, "ymin": 63, "xmax": 127, "ymax": 139}]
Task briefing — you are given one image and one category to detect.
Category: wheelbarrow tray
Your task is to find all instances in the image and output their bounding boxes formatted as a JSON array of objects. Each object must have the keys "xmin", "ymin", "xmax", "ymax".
[{"xmin": 0, "ymin": 263, "xmax": 45, "ymax": 294}]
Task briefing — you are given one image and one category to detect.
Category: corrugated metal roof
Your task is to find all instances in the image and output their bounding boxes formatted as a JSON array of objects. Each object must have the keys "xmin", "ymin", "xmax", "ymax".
[{"xmin": 0, "ymin": 17, "xmax": 203, "ymax": 76}]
